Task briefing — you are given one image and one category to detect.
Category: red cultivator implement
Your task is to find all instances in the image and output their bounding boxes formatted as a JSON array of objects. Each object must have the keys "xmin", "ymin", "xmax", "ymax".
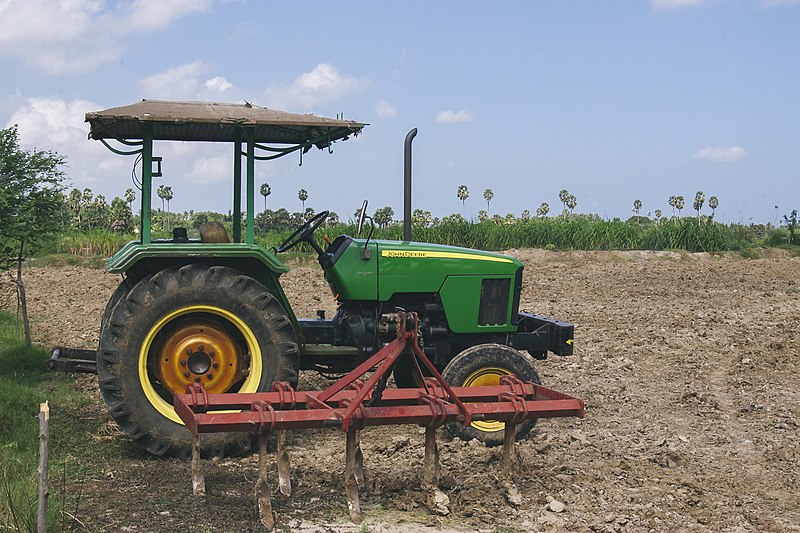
[{"xmin": 174, "ymin": 311, "xmax": 583, "ymax": 529}]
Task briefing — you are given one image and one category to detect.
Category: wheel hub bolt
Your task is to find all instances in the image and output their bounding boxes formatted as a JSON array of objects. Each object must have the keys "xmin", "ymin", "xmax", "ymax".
[
  {"xmin": 195, "ymin": 377, "xmax": 201, "ymax": 383},
  {"xmin": 186, "ymin": 348, "xmax": 192, "ymax": 354},
  {"xmin": 198, "ymin": 345, "xmax": 204, "ymax": 351},
  {"xmin": 207, "ymin": 374, "xmax": 213, "ymax": 380},
  {"xmin": 180, "ymin": 360, "xmax": 186, "ymax": 366},
  {"xmin": 209, "ymin": 351, "xmax": 215, "ymax": 357},
  {"xmin": 184, "ymin": 371, "xmax": 190, "ymax": 378},
  {"xmin": 213, "ymin": 362, "xmax": 219, "ymax": 369}
]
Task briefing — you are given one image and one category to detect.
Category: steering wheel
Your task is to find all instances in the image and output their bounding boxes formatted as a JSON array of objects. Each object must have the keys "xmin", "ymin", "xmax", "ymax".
[{"xmin": 277, "ymin": 210, "xmax": 329, "ymax": 253}]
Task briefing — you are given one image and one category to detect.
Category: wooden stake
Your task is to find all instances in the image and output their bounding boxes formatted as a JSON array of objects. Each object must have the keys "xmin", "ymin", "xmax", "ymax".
[{"xmin": 37, "ymin": 401, "xmax": 49, "ymax": 533}]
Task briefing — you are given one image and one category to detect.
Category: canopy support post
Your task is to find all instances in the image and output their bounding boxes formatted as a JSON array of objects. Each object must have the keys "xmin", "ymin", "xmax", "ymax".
[
  {"xmin": 246, "ymin": 128, "xmax": 256, "ymax": 245},
  {"xmin": 141, "ymin": 124, "xmax": 153, "ymax": 245},
  {"xmin": 233, "ymin": 128, "xmax": 242, "ymax": 243}
]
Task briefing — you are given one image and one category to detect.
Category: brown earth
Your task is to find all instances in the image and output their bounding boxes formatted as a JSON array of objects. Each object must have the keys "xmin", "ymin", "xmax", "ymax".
[{"xmin": 2, "ymin": 250, "xmax": 798, "ymax": 532}]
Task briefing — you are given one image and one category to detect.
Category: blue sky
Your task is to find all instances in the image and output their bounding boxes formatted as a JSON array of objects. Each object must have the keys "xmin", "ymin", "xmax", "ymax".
[{"xmin": 2, "ymin": 0, "xmax": 798, "ymax": 224}]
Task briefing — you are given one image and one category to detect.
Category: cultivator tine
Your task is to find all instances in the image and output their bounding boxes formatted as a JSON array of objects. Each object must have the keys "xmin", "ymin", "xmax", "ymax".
[
  {"xmin": 499, "ymin": 423, "xmax": 523, "ymax": 506},
  {"xmin": 276, "ymin": 430, "xmax": 292, "ymax": 497},
  {"xmin": 345, "ymin": 428, "xmax": 363, "ymax": 524},
  {"xmin": 191, "ymin": 434, "xmax": 205, "ymax": 496},
  {"xmin": 255, "ymin": 432, "xmax": 275, "ymax": 530},
  {"xmin": 420, "ymin": 395, "xmax": 450, "ymax": 515},
  {"xmin": 173, "ymin": 313, "xmax": 585, "ymax": 527}
]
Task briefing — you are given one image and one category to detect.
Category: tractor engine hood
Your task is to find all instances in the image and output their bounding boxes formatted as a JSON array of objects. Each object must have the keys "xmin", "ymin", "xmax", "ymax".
[{"xmin": 324, "ymin": 238, "xmax": 524, "ymax": 332}]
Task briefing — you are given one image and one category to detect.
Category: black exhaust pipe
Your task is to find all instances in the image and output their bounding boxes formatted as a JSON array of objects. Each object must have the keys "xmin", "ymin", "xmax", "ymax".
[{"xmin": 403, "ymin": 128, "xmax": 417, "ymax": 241}]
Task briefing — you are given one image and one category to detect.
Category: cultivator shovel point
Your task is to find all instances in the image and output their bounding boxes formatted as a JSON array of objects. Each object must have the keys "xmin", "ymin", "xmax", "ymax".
[{"xmin": 174, "ymin": 311, "xmax": 583, "ymax": 530}]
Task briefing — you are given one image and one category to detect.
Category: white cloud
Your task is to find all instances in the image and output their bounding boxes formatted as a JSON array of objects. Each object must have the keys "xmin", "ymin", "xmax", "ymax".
[
  {"xmin": 435, "ymin": 110, "xmax": 474, "ymax": 123},
  {"xmin": 204, "ymin": 76, "xmax": 233, "ymax": 93},
  {"xmin": 181, "ymin": 156, "xmax": 231, "ymax": 185},
  {"xmin": 376, "ymin": 100, "xmax": 398, "ymax": 118},
  {"xmin": 0, "ymin": 0, "xmax": 210, "ymax": 74},
  {"xmin": 652, "ymin": 0, "xmax": 707, "ymax": 11},
  {"xmin": 263, "ymin": 63, "xmax": 369, "ymax": 110},
  {"xmin": 5, "ymin": 97, "xmax": 127, "ymax": 189},
  {"xmin": 139, "ymin": 61, "xmax": 234, "ymax": 100},
  {"xmin": 693, "ymin": 146, "xmax": 747, "ymax": 162}
]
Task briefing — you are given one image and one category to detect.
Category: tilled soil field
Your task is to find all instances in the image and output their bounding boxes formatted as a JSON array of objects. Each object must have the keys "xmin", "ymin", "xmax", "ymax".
[{"xmin": 2, "ymin": 250, "xmax": 798, "ymax": 532}]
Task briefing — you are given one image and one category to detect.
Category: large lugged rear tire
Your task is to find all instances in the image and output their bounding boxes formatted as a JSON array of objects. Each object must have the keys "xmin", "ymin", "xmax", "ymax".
[
  {"xmin": 442, "ymin": 343, "xmax": 541, "ymax": 446},
  {"xmin": 97, "ymin": 264, "xmax": 298, "ymax": 459}
]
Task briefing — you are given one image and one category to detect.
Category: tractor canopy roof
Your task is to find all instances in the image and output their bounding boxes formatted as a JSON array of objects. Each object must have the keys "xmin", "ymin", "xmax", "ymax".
[{"xmin": 85, "ymin": 99, "xmax": 366, "ymax": 147}]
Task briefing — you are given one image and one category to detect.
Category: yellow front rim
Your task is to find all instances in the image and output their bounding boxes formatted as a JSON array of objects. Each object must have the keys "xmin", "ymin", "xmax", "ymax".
[
  {"xmin": 463, "ymin": 366, "xmax": 511, "ymax": 433},
  {"xmin": 139, "ymin": 305, "xmax": 262, "ymax": 424}
]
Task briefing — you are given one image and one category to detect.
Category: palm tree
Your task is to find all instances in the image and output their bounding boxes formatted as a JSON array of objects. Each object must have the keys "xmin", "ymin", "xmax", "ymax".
[
  {"xmin": 483, "ymin": 188, "xmax": 494, "ymax": 214},
  {"xmin": 157, "ymin": 185, "xmax": 168, "ymax": 212},
  {"xmin": 124, "ymin": 188, "xmax": 136, "ymax": 213},
  {"xmin": 457, "ymin": 185, "xmax": 469, "ymax": 215},
  {"xmin": 633, "ymin": 199, "xmax": 643, "ymax": 223},
  {"xmin": 668, "ymin": 195, "xmax": 677, "ymax": 217},
  {"xmin": 536, "ymin": 202, "xmax": 550, "ymax": 219},
  {"xmin": 693, "ymin": 191, "xmax": 704, "ymax": 224},
  {"xmin": 520, "ymin": 209, "xmax": 531, "ymax": 221},
  {"xmin": 298, "ymin": 188, "xmax": 308, "ymax": 210},
  {"xmin": 558, "ymin": 189, "xmax": 570, "ymax": 211},
  {"xmin": 655, "ymin": 209, "xmax": 663, "ymax": 224},
  {"xmin": 708, "ymin": 196, "xmax": 719, "ymax": 218},
  {"xmin": 566, "ymin": 194, "xmax": 577, "ymax": 215},
  {"xmin": 675, "ymin": 196, "xmax": 685, "ymax": 217},
  {"xmin": 260, "ymin": 183, "xmax": 271, "ymax": 212}
]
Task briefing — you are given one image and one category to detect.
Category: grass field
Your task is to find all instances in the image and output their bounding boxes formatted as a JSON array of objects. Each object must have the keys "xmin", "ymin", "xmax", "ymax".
[{"xmin": 0, "ymin": 312, "xmax": 97, "ymax": 532}]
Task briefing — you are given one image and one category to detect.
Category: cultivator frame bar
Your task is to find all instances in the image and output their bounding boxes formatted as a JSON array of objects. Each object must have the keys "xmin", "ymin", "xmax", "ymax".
[{"xmin": 174, "ymin": 311, "xmax": 583, "ymax": 529}]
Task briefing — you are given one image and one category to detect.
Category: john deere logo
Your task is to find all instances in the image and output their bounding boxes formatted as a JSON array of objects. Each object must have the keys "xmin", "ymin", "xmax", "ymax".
[
  {"xmin": 380, "ymin": 250, "xmax": 513, "ymax": 263},
  {"xmin": 382, "ymin": 250, "xmax": 427, "ymax": 258}
]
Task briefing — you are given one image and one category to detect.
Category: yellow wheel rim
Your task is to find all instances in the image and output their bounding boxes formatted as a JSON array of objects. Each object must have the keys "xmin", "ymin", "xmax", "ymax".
[
  {"xmin": 139, "ymin": 305, "xmax": 262, "ymax": 424},
  {"xmin": 463, "ymin": 366, "xmax": 511, "ymax": 433}
]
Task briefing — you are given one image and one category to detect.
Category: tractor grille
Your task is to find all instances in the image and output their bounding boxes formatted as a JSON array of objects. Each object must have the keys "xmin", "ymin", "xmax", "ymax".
[{"xmin": 478, "ymin": 278, "xmax": 510, "ymax": 326}]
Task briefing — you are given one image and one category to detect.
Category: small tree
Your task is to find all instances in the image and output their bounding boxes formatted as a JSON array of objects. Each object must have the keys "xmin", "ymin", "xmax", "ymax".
[
  {"xmin": 109, "ymin": 196, "xmax": 133, "ymax": 232},
  {"xmin": 633, "ymin": 199, "xmax": 643, "ymax": 223},
  {"xmin": 260, "ymin": 183, "xmax": 271, "ymax": 211},
  {"xmin": 654, "ymin": 209, "xmax": 663, "ymax": 224},
  {"xmin": 708, "ymin": 196, "xmax": 719, "ymax": 218},
  {"xmin": 412, "ymin": 209, "xmax": 433, "ymax": 228},
  {"xmin": 784, "ymin": 209, "xmax": 798, "ymax": 244},
  {"xmin": 457, "ymin": 184, "xmax": 469, "ymax": 215},
  {"xmin": 0, "ymin": 125, "xmax": 66, "ymax": 347},
  {"xmin": 373, "ymin": 206, "xmax": 394, "ymax": 228},
  {"xmin": 483, "ymin": 188, "xmax": 494, "ymax": 214},
  {"xmin": 520, "ymin": 209, "xmax": 531, "ymax": 222},
  {"xmin": 477, "ymin": 210, "xmax": 488, "ymax": 222}
]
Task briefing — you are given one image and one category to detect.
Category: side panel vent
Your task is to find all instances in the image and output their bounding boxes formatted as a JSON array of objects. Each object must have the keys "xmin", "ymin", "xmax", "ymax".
[{"xmin": 478, "ymin": 278, "xmax": 510, "ymax": 326}]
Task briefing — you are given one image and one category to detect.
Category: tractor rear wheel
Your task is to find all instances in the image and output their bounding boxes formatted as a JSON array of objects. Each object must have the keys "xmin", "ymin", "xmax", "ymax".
[
  {"xmin": 97, "ymin": 264, "xmax": 298, "ymax": 459},
  {"xmin": 442, "ymin": 343, "xmax": 541, "ymax": 446}
]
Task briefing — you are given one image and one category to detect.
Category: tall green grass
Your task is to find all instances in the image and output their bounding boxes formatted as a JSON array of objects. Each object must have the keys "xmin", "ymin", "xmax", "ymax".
[
  {"xmin": 258, "ymin": 218, "xmax": 755, "ymax": 253},
  {"xmin": 0, "ymin": 312, "xmax": 93, "ymax": 531},
  {"xmin": 50, "ymin": 218, "xmax": 761, "ymax": 259}
]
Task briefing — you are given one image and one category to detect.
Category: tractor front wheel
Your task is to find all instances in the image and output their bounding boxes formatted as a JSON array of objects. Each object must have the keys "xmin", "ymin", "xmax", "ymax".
[
  {"xmin": 97, "ymin": 264, "xmax": 298, "ymax": 459},
  {"xmin": 442, "ymin": 343, "xmax": 541, "ymax": 446}
]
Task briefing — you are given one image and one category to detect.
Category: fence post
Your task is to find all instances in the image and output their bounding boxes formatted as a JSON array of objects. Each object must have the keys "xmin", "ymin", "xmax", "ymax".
[{"xmin": 37, "ymin": 401, "xmax": 49, "ymax": 533}]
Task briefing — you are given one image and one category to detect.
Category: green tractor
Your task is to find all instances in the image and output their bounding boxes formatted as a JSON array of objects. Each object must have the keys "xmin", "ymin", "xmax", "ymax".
[{"xmin": 78, "ymin": 100, "xmax": 574, "ymax": 459}]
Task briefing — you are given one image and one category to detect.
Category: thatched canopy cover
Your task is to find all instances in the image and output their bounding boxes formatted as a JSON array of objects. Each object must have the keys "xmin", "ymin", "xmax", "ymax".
[{"xmin": 85, "ymin": 99, "xmax": 366, "ymax": 146}]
